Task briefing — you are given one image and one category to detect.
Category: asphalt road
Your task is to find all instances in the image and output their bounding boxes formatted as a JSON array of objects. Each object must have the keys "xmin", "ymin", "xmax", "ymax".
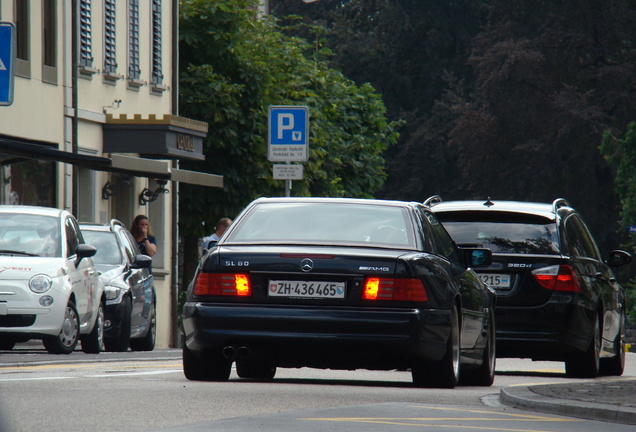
[{"xmin": 0, "ymin": 345, "xmax": 634, "ymax": 432}]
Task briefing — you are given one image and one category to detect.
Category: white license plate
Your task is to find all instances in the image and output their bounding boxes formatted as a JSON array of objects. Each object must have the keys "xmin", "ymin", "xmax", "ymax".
[
  {"xmin": 479, "ymin": 273, "xmax": 511, "ymax": 289},
  {"xmin": 0, "ymin": 303, "xmax": 7, "ymax": 315},
  {"xmin": 268, "ymin": 280, "xmax": 345, "ymax": 299}
]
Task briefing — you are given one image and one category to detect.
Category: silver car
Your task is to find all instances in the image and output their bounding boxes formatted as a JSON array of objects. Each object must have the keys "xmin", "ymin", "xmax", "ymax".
[{"xmin": 80, "ymin": 220, "xmax": 156, "ymax": 352}]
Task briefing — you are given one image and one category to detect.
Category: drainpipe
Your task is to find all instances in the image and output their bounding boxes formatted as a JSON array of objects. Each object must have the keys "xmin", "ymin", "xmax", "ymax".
[
  {"xmin": 71, "ymin": 0, "xmax": 79, "ymax": 215},
  {"xmin": 170, "ymin": 0, "xmax": 180, "ymax": 348}
]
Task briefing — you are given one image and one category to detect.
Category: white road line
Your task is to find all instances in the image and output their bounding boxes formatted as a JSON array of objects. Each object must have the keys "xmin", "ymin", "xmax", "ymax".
[
  {"xmin": 0, "ymin": 376, "xmax": 75, "ymax": 382},
  {"xmin": 0, "ymin": 369, "xmax": 182, "ymax": 382},
  {"xmin": 87, "ymin": 370, "xmax": 181, "ymax": 377}
]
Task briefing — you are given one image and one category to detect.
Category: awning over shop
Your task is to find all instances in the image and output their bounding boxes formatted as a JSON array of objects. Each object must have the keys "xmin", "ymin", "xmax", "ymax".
[
  {"xmin": 0, "ymin": 135, "xmax": 112, "ymax": 169},
  {"xmin": 110, "ymin": 154, "xmax": 171, "ymax": 180},
  {"xmin": 0, "ymin": 135, "xmax": 223, "ymax": 188},
  {"xmin": 103, "ymin": 114, "xmax": 208, "ymax": 161},
  {"xmin": 172, "ymin": 167, "xmax": 223, "ymax": 188}
]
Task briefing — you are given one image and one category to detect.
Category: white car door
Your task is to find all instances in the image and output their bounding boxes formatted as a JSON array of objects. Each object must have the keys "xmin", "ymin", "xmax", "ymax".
[{"xmin": 64, "ymin": 216, "xmax": 99, "ymax": 330}]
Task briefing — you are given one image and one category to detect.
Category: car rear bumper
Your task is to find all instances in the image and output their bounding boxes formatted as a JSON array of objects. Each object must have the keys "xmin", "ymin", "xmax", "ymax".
[
  {"xmin": 183, "ymin": 302, "xmax": 451, "ymax": 370},
  {"xmin": 495, "ymin": 302, "xmax": 595, "ymax": 360}
]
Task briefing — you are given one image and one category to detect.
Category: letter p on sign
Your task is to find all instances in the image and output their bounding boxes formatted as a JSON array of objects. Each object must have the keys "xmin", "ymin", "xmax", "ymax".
[{"xmin": 277, "ymin": 113, "xmax": 294, "ymax": 139}]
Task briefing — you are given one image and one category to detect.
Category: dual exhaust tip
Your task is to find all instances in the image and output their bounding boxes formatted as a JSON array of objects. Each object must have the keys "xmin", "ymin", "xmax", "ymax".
[{"xmin": 222, "ymin": 345, "xmax": 251, "ymax": 360}]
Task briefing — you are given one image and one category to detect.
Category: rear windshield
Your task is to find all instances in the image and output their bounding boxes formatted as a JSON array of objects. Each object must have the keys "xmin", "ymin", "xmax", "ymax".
[
  {"xmin": 436, "ymin": 211, "xmax": 559, "ymax": 255},
  {"xmin": 226, "ymin": 202, "xmax": 415, "ymax": 248}
]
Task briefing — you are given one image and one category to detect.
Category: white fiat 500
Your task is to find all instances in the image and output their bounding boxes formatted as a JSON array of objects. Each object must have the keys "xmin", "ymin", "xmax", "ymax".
[{"xmin": 0, "ymin": 206, "xmax": 105, "ymax": 354}]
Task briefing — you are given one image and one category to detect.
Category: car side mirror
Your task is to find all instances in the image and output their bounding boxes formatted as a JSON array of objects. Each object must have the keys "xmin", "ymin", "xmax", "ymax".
[
  {"xmin": 131, "ymin": 254, "xmax": 152, "ymax": 269},
  {"xmin": 462, "ymin": 248, "xmax": 492, "ymax": 268},
  {"xmin": 606, "ymin": 250, "xmax": 632, "ymax": 268},
  {"xmin": 75, "ymin": 244, "xmax": 97, "ymax": 267}
]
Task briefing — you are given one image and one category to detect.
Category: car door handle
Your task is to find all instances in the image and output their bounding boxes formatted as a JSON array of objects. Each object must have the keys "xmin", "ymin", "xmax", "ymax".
[{"xmin": 594, "ymin": 272, "xmax": 610, "ymax": 282}]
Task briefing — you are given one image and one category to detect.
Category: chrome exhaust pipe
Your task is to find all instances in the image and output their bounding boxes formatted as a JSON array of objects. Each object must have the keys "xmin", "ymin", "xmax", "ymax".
[
  {"xmin": 222, "ymin": 346, "xmax": 237, "ymax": 360},
  {"xmin": 237, "ymin": 346, "xmax": 251, "ymax": 359}
]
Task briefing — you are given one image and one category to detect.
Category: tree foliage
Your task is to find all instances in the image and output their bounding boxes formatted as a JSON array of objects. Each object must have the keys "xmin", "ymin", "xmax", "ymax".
[
  {"xmin": 600, "ymin": 122, "xmax": 636, "ymax": 320},
  {"xmin": 178, "ymin": 0, "xmax": 401, "ymax": 237},
  {"xmin": 272, "ymin": 0, "xmax": 636, "ymax": 253},
  {"xmin": 600, "ymin": 123, "xmax": 636, "ymax": 251}
]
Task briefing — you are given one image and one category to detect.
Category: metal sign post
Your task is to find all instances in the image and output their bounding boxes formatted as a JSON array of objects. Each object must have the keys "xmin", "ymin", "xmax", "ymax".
[
  {"xmin": 0, "ymin": 22, "xmax": 16, "ymax": 106},
  {"xmin": 268, "ymin": 106, "xmax": 309, "ymax": 196}
]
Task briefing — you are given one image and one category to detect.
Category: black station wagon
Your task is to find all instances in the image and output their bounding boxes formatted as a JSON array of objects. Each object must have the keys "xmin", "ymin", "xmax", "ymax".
[{"xmin": 428, "ymin": 196, "xmax": 632, "ymax": 378}]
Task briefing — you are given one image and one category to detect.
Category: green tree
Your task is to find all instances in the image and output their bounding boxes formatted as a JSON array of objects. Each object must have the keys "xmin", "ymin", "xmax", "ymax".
[
  {"xmin": 600, "ymin": 122, "xmax": 636, "ymax": 321},
  {"xmin": 600, "ymin": 122, "xmax": 636, "ymax": 248},
  {"xmin": 178, "ymin": 0, "xmax": 401, "ymax": 284},
  {"xmin": 272, "ymin": 0, "xmax": 636, "ymax": 254}
]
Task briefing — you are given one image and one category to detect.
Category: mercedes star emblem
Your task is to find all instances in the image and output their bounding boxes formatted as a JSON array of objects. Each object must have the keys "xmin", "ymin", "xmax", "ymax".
[{"xmin": 300, "ymin": 258, "xmax": 314, "ymax": 272}]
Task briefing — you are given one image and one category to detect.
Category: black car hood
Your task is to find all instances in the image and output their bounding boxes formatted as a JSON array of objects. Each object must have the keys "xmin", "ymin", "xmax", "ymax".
[{"xmin": 96, "ymin": 264, "xmax": 127, "ymax": 286}]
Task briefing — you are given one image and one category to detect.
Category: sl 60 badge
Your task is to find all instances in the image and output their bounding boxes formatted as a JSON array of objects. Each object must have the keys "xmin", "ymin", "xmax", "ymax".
[{"xmin": 224, "ymin": 261, "xmax": 249, "ymax": 267}]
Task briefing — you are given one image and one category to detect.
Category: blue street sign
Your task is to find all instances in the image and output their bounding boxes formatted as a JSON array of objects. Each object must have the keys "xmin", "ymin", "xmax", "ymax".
[
  {"xmin": 0, "ymin": 22, "xmax": 16, "ymax": 106},
  {"xmin": 629, "ymin": 225, "xmax": 636, "ymax": 234},
  {"xmin": 268, "ymin": 105, "xmax": 309, "ymax": 162}
]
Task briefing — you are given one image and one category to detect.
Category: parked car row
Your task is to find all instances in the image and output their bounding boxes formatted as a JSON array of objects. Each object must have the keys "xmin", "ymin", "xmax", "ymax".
[
  {"xmin": 182, "ymin": 196, "xmax": 631, "ymax": 387},
  {"xmin": 0, "ymin": 206, "xmax": 156, "ymax": 354},
  {"xmin": 1, "ymin": 196, "xmax": 629, "ymax": 388}
]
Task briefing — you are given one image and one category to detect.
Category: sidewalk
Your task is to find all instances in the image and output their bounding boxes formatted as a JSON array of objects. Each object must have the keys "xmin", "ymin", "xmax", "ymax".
[{"xmin": 500, "ymin": 378, "xmax": 636, "ymax": 425}]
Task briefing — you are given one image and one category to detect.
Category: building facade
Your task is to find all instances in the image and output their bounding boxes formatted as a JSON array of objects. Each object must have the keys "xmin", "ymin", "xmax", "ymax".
[{"xmin": 0, "ymin": 0, "xmax": 221, "ymax": 348}]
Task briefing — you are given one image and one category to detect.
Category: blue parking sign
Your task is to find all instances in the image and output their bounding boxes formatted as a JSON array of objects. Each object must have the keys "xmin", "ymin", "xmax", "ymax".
[
  {"xmin": 0, "ymin": 22, "xmax": 16, "ymax": 106},
  {"xmin": 268, "ymin": 106, "xmax": 309, "ymax": 161}
]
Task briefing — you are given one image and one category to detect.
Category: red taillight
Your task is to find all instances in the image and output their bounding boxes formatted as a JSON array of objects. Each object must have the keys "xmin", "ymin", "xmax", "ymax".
[
  {"xmin": 194, "ymin": 273, "xmax": 252, "ymax": 296},
  {"xmin": 532, "ymin": 265, "xmax": 581, "ymax": 292},
  {"xmin": 362, "ymin": 277, "xmax": 428, "ymax": 301}
]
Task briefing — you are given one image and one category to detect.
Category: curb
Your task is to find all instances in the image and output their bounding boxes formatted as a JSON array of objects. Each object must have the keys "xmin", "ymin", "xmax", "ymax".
[{"xmin": 500, "ymin": 384, "xmax": 636, "ymax": 425}]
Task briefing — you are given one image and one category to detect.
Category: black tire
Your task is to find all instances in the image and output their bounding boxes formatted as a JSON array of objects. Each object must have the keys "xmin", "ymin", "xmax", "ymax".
[
  {"xmin": 43, "ymin": 300, "xmax": 80, "ymax": 354},
  {"xmin": 412, "ymin": 304, "xmax": 461, "ymax": 388},
  {"xmin": 236, "ymin": 361, "xmax": 276, "ymax": 380},
  {"xmin": 130, "ymin": 301, "xmax": 156, "ymax": 352},
  {"xmin": 0, "ymin": 340, "xmax": 16, "ymax": 350},
  {"xmin": 82, "ymin": 302, "xmax": 104, "ymax": 354},
  {"xmin": 600, "ymin": 311, "xmax": 626, "ymax": 376},
  {"xmin": 183, "ymin": 345, "xmax": 232, "ymax": 381},
  {"xmin": 104, "ymin": 296, "xmax": 132, "ymax": 352},
  {"xmin": 566, "ymin": 315, "xmax": 601, "ymax": 378},
  {"xmin": 461, "ymin": 307, "xmax": 496, "ymax": 386}
]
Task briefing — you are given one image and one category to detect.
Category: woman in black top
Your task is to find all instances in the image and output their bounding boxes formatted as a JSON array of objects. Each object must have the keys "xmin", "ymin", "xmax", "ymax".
[{"xmin": 131, "ymin": 214, "xmax": 157, "ymax": 258}]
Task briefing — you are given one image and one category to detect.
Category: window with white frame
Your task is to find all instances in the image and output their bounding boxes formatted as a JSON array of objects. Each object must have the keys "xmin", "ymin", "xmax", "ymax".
[
  {"xmin": 128, "ymin": 0, "xmax": 141, "ymax": 81},
  {"xmin": 150, "ymin": 0, "xmax": 163, "ymax": 86},
  {"xmin": 42, "ymin": 0, "xmax": 58, "ymax": 84},
  {"xmin": 79, "ymin": 0, "xmax": 93, "ymax": 68},
  {"xmin": 14, "ymin": 0, "xmax": 30, "ymax": 77},
  {"xmin": 15, "ymin": 0, "xmax": 29, "ymax": 61},
  {"xmin": 103, "ymin": 0, "xmax": 117, "ymax": 75},
  {"xmin": 42, "ymin": 0, "xmax": 57, "ymax": 68}
]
